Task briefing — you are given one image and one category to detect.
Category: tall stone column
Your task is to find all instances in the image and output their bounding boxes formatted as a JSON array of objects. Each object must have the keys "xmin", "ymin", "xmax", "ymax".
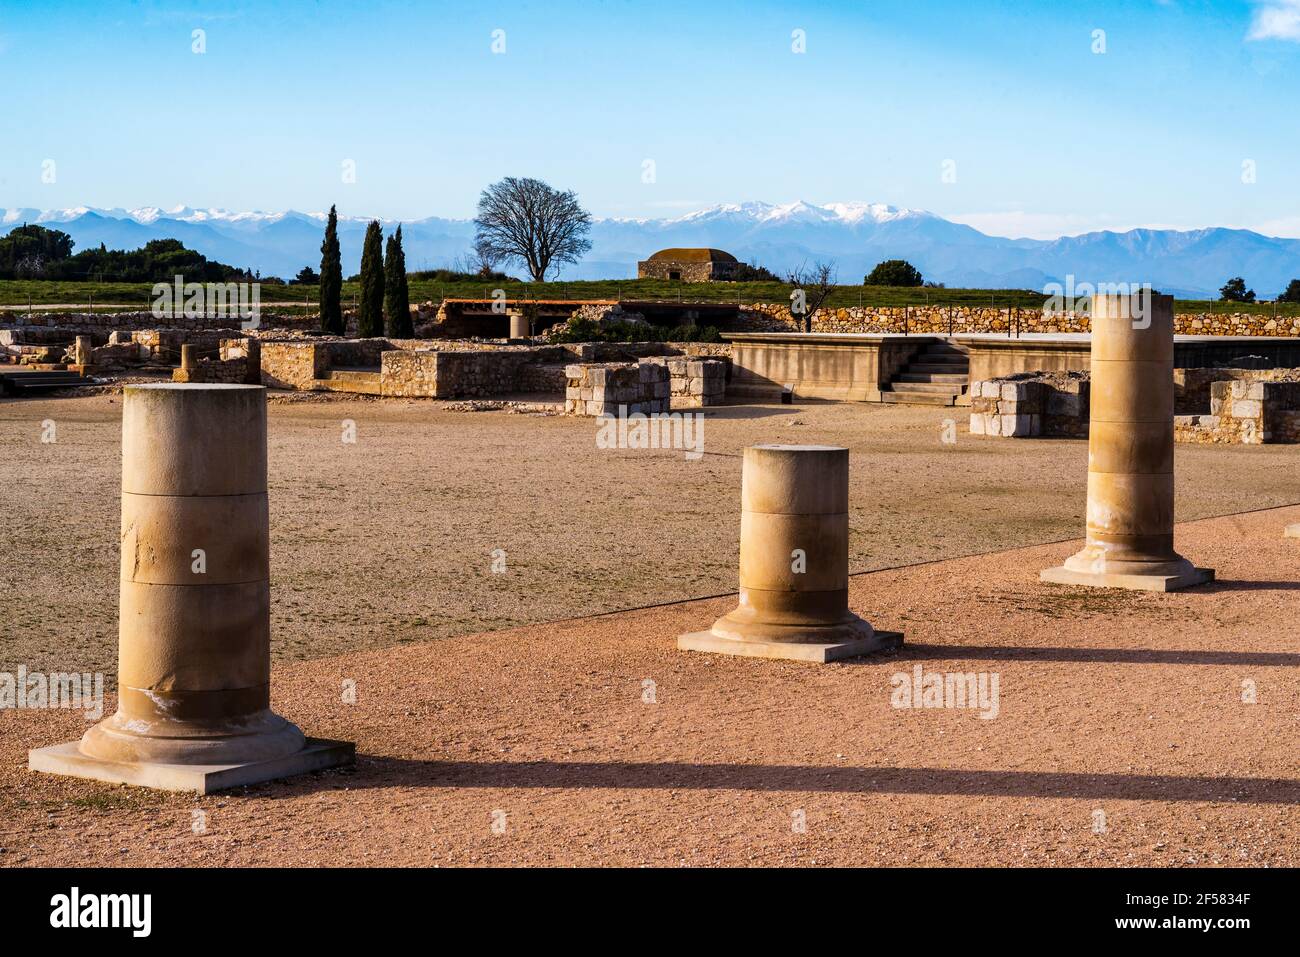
[
  {"xmin": 30, "ymin": 384, "xmax": 352, "ymax": 792},
  {"xmin": 678, "ymin": 444, "xmax": 902, "ymax": 662},
  {"xmin": 1041, "ymin": 293, "xmax": 1213, "ymax": 591}
]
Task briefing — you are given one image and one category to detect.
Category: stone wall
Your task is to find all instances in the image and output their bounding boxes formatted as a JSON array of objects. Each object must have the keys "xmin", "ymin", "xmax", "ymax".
[
  {"xmin": 173, "ymin": 337, "xmax": 260, "ymax": 385},
  {"xmin": 737, "ymin": 302, "xmax": 1300, "ymax": 337},
  {"xmin": 638, "ymin": 357, "xmax": 727, "ymax": 408},
  {"xmin": 564, "ymin": 362, "xmax": 670, "ymax": 416},
  {"xmin": 968, "ymin": 373, "xmax": 1090, "ymax": 438},
  {"xmin": 972, "ymin": 369, "xmax": 1300, "ymax": 443},
  {"xmin": 2, "ymin": 311, "xmax": 242, "ymax": 332},
  {"xmin": 1176, "ymin": 379, "xmax": 1300, "ymax": 444},
  {"xmin": 260, "ymin": 341, "xmax": 327, "ymax": 389}
]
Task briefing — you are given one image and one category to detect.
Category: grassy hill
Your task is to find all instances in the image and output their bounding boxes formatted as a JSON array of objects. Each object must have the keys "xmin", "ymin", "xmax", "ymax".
[{"xmin": 1, "ymin": 278, "xmax": 1295, "ymax": 316}]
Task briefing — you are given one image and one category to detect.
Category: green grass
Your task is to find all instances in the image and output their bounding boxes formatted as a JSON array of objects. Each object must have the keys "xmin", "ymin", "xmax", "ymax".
[{"xmin": 2, "ymin": 277, "xmax": 1297, "ymax": 316}]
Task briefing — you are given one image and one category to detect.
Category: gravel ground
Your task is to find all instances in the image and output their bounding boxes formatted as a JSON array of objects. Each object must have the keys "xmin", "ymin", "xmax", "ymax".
[
  {"xmin": 1, "ymin": 505, "xmax": 1297, "ymax": 867},
  {"xmin": 2, "ymin": 393, "xmax": 1298, "ymax": 681}
]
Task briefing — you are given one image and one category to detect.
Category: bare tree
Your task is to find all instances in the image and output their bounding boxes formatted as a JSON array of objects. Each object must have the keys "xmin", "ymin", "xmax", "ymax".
[
  {"xmin": 474, "ymin": 177, "xmax": 592, "ymax": 282},
  {"xmin": 786, "ymin": 261, "xmax": 837, "ymax": 332}
]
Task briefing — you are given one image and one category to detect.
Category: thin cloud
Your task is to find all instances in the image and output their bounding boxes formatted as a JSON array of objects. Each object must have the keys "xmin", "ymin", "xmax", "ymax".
[{"xmin": 1247, "ymin": 1, "xmax": 1300, "ymax": 41}]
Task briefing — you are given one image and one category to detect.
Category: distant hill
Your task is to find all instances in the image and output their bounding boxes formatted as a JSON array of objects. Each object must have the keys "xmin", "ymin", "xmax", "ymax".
[{"xmin": 4, "ymin": 202, "xmax": 1299, "ymax": 297}]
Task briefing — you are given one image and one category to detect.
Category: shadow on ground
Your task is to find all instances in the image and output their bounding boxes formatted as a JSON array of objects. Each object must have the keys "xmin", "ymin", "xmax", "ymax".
[{"xmin": 276, "ymin": 759, "xmax": 1300, "ymax": 805}]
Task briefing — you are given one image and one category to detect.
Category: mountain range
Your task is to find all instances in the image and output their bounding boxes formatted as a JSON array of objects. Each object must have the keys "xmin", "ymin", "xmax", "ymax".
[{"xmin": 4, "ymin": 202, "xmax": 1299, "ymax": 298}]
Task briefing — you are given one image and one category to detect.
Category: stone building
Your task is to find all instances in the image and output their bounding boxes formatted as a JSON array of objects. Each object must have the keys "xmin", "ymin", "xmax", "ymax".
[{"xmin": 638, "ymin": 248, "xmax": 742, "ymax": 282}]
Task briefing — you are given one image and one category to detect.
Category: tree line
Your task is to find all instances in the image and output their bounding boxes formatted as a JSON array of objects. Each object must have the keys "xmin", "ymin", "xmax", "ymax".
[
  {"xmin": 317, "ymin": 207, "xmax": 412, "ymax": 337},
  {"xmin": 0, "ymin": 225, "xmax": 257, "ymax": 283}
]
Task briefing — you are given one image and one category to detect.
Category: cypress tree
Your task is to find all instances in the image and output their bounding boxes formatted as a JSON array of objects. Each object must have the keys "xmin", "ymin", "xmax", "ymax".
[
  {"xmin": 384, "ymin": 224, "xmax": 412, "ymax": 337},
  {"xmin": 319, "ymin": 205, "xmax": 343, "ymax": 334},
  {"xmin": 357, "ymin": 219, "xmax": 385, "ymax": 337}
]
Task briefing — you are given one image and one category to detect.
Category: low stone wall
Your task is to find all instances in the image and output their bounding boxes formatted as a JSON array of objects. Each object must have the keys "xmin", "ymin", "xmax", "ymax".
[
  {"xmin": 1176, "ymin": 379, "xmax": 1300, "ymax": 444},
  {"xmin": 380, "ymin": 350, "xmax": 542, "ymax": 398},
  {"xmin": 260, "ymin": 341, "xmax": 327, "ymax": 389},
  {"xmin": 564, "ymin": 362, "xmax": 670, "ymax": 416},
  {"xmin": 638, "ymin": 356, "xmax": 727, "ymax": 408},
  {"xmin": 2, "ymin": 311, "xmax": 242, "ymax": 332},
  {"xmin": 738, "ymin": 303, "xmax": 1300, "ymax": 337},
  {"xmin": 968, "ymin": 373, "xmax": 1090, "ymax": 438},
  {"xmin": 515, "ymin": 362, "xmax": 570, "ymax": 394},
  {"xmin": 173, "ymin": 337, "xmax": 260, "ymax": 385},
  {"xmin": 972, "ymin": 369, "xmax": 1300, "ymax": 443}
]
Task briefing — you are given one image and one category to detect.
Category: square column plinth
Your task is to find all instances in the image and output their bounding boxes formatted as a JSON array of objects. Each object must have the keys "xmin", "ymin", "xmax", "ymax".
[
  {"xmin": 677, "ymin": 628, "xmax": 903, "ymax": 663},
  {"xmin": 29, "ymin": 738, "xmax": 354, "ymax": 795},
  {"xmin": 1039, "ymin": 565, "xmax": 1213, "ymax": 593}
]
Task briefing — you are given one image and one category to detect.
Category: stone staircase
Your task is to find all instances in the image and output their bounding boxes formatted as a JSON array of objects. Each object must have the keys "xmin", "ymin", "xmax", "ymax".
[
  {"xmin": 313, "ymin": 367, "xmax": 383, "ymax": 396},
  {"xmin": 0, "ymin": 368, "xmax": 94, "ymax": 396},
  {"xmin": 879, "ymin": 341, "xmax": 970, "ymax": 406}
]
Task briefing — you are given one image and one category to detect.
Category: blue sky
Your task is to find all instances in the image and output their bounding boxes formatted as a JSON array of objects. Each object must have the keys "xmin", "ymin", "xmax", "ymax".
[{"xmin": 1, "ymin": 0, "xmax": 1298, "ymax": 237}]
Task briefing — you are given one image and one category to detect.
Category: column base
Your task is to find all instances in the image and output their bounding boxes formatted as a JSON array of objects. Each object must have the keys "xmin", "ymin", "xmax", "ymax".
[
  {"xmin": 1285, "ymin": 524, "xmax": 1300, "ymax": 538},
  {"xmin": 677, "ymin": 627, "xmax": 903, "ymax": 663},
  {"xmin": 1039, "ymin": 565, "xmax": 1214, "ymax": 592},
  {"xmin": 28, "ymin": 737, "xmax": 354, "ymax": 794}
]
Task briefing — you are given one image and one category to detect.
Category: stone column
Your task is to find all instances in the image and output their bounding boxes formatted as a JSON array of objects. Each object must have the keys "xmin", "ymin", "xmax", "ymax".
[
  {"xmin": 1041, "ymin": 293, "xmax": 1213, "ymax": 591},
  {"xmin": 180, "ymin": 343, "xmax": 198, "ymax": 371},
  {"xmin": 1285, "ymin": 524, "xmax": 1300, "ymax": 539},
  {"xmin": 678, "ymin": 444, "xmax": 902, "ymax": 662},
  {"xmin": 509, "ymin": 312, "xmax": 529, "ymax": 339},
  {"xmin": 30, "ymin": 384, "xmax": 352, "ymax": 792},
  {"xmin": 74, "ymin": 335, "xmax": 93, "ymax": 368},
  {"xmin": 244, "ymin": 337, "xmax": 262, "ymax": 384}
]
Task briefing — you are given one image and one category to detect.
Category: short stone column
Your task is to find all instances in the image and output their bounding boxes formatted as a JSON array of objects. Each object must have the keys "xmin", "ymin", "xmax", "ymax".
[
  {"xmin": 30, "ymin": 384, "xmax": 353, "ymax": 792},
  {"xmin": 678, "ymin": 444, "xmax": 902, "ymax": 662},
  {"xmin": 180, "ymin": 343, "xmax": 198, "ymax": 371},
  {"xmin": 1285, "ymin": 524, "xmax": 1300, "ymax": 539},
  {"xmin": 508, "ymin": 312, "xmax": 529, "ymax": 339},
  {"xmin": 244, "ymin": 337, "xmax": 262, "ymax": 384},
  {"xmin": 1041, "ymin": 293, "xmax": 1213, "ymax": 591},
  {"xmin": 74, "ymin": 335, "xmax": 93, "ymax": 368}
]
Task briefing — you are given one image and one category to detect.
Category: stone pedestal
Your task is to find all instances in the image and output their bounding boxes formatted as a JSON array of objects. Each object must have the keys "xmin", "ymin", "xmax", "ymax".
[
  {"xmin": 30, "ymin": 384, "xmax": 352, "ymax": 793},
  {"xmin": 1285, "ymin": 524, "xmax": 1300, "ymax": 539},
  {"xmin": 678, "ymin": 444, "xmax": 902, "ymax": 662},
  {"xmin": 1041, "ymin": 293, "xmax": 1213, "ymax": 591},
  {"xmin": 509, "ymin": 312, "xmax": 529, "ymax": 339},
  {"xmin": 74, "ymin": 335, "xmax": 93, "ymax": 368}
]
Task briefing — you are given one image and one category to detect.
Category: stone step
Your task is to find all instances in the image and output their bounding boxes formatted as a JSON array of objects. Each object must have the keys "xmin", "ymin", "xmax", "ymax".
[
  {"xmin": 878, "ymin": 390, "xmax": 958, "ymax": 407},
  {"xmin": 915, "ymin": 350, "xmax": 967, "ymax": 362},
  {"xmin": 909, "ymin": 362, "xmax": 969, "ymax": 374},
  {"xmin": 897, "ymin": 372, "xmax": 969, "ymax": 384},
  {"xmin": 314, "ymin": 368, "xmax": 383, "ymax": 395},
  {"xmin": 0, "ymin": 370, "xmax": 93, "ymax": 395},
  {"xmin": 889, "ymin": 381, "xmax": 965, "ymax": 396}
]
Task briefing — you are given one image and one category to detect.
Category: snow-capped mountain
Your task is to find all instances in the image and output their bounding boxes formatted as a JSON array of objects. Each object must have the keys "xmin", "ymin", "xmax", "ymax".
[{"xmin": 3, "ymin": 201, "xmax": 1299, "ymax": 297}]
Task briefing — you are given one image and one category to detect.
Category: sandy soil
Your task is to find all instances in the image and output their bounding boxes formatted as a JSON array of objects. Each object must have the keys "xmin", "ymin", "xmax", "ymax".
[
  {"xmin": 1, "ymin": 504, "xmax": 1297, "ymax": 867},
  {"xmin": 2, "ymin": 393, "xmax": 1297, "ymax": 680}
]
